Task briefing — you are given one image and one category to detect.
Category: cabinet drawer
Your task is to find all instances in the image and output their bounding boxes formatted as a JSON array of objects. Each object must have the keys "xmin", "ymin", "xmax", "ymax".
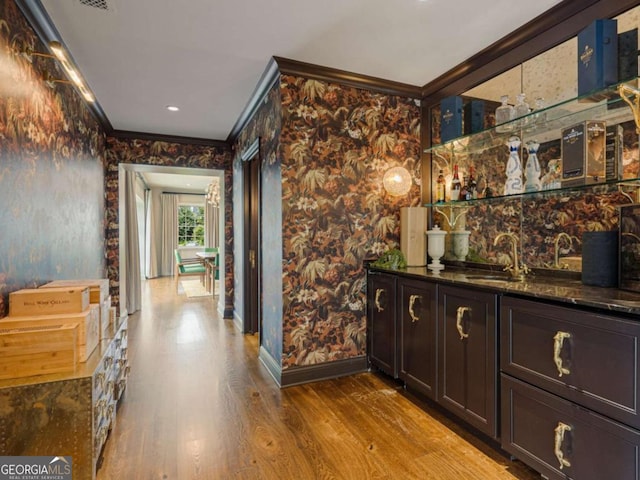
[
  {"xmin": 501, "ymin": 297, "xmax": 640, "ymax": 429},
  {"xmin": 502, "ymin": 374, "xmax": 640, "ymax": 480}
]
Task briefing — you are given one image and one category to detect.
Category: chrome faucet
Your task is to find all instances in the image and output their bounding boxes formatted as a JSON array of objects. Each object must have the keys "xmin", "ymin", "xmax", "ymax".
[
  {"xmin": 553, "ymin": 232, "xmax": 573, "ymax": 269},
  {"xmin": 494, "ymin": 232, "xmax": 529, "ymax": 280}
]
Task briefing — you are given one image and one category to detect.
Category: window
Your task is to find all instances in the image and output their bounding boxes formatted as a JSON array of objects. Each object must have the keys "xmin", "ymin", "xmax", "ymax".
[{"xmin": 178, "ymin": 205, "xmax": 205, "ymax": 246}]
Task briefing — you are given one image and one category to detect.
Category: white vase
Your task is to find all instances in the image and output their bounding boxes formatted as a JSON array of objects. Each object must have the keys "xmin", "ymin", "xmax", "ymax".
[
  {"xmin": 524, "ymin": 140, "xmax": 542, "ymax": 192},
  {"xmin": 504, "ymin": 136, "xmax": 524, "ymax": 195},
  {"xmin": 426, "ymin": 226, "xmax": 447, "ymax": 272},
  {"xmin": 450, "ymin": 230, "xmax": 471, "ymax": 261}
]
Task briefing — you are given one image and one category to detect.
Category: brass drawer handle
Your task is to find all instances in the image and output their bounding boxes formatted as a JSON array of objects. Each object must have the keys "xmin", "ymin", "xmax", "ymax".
[
  {"xmin": 553, "ymin": 331, "xmax": 571, "ymax": 377},
  {"xmin": 554, "ymin": 422, "xmax": 572, "ymax": 470},
  {"xmin": 103, "ymin": 356, "xmax": 114, "ymax": 370},
  {"xmin": 456, "ymin": 306, "xmax": 471, "ymax": 340},
  {"xmin": 95, "ymin": 372, "xmax": 105, "ymax": 390},
  {"xmin": 409, "ymin": 295, "xmax": 421, "ymax": 323},
  {"xmin": 374, "ymin": 288, "xmax": 385, "ymax": 312}
]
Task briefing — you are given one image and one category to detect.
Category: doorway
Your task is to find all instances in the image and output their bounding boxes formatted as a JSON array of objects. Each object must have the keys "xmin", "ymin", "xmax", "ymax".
[
  {"xmin": 118, "ymin": 164, "xmax": 225, "ymax": 315},
  {"xmin": 241, "ymin": 139, "xmax": 261, "ymax": 335}
]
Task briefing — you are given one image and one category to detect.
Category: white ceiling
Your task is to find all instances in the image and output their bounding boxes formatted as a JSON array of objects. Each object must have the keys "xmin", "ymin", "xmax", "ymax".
[{"xmin": 39, "ymin": 0, "xmax": 563, "ymax": 141}]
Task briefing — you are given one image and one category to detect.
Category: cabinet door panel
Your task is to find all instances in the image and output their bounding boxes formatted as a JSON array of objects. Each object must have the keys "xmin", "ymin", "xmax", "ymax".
[
  {"xmin": 367, "ymin": 272, "xmax": 397, "ymax": 377},
  {"xmin": 501, "ymin": 296, "xmax": 640, "ymax": 429},
  {"xmin": 502, "ymin": 374, "xmax": 640, "ymax": 480},
  {"xmin": 438, "ymin": 285, "xmax": 498, "ymax": 438},
  {"xmin": 398, "ymin": 278, "xmax": 437, "ymax": 399}
]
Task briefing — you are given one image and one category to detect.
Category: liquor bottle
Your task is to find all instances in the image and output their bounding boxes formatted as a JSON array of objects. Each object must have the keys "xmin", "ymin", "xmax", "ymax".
[
  {"xmin": 450, "ymin": 164, "xmax": 461, "ymax": 201},
  {"xmin": 436, "ymin": 169, "xmax": 446, "ymax": 203},
  {"xmin": 495, "ymin": 95, "xmax": 514, "ymax": 133},
  {"xmin": 460, "ymin": 177, "xmax": 469, "ymax": 201},
  {"xmin": 468, "ymin": 166, "xmax": 478, "ymax": 199}
]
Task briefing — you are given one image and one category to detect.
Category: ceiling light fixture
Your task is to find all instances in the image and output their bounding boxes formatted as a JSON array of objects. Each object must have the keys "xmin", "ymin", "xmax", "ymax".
[
  {"xmin": 205, "ymin": 180, "xmax": 220, "ymax": 207},
  {"xmin": 166, "ymin": 105, "xmax": 180, "ymax": 112}
]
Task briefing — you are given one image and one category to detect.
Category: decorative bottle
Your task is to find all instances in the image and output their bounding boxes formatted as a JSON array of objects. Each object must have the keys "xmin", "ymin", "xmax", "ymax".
[
  {"xmin": 504, "ymin": 136, "xmax": 524, "ymax": 195},
  {"xmin": 513, "ymin": 93, "xmax": 531, "ymax": 129},
  {"xmin": 495, "ymin": 95, "xmax": 514, "ymax": 133},
  {"xmin": 436, "ymin": 169, "xmax": 446, "ymax": 203},
  {"xmin": 450, "ymin": 164, "xmax": 461, "ymax": 201},
  {"xmin": 524, "ymin": 140, "xmax": 542, "ymax": 192}
]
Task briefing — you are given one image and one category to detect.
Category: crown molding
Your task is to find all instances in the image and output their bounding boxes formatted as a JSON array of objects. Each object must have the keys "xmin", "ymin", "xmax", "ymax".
[
  {"xmin": 226, "ymin": 57, "xmax": 280, "ymax": 143},
  {"xmin": 15, "ymin": 0, "xmax": 113, "ymax": 134},
  {"xmin": 274, "ymin": 56, "xmax": 422, "ymax": 99},
  {"xmin": 110, "ymin": 130, "xmax": 230, "ymax": 148},
  {"xmin": 227, "ymin": 56, "xmax": 422, "ymax": 143},
  {"xmin": 421, "ymin": 0, "xmax": 640, "ymax": 104}
]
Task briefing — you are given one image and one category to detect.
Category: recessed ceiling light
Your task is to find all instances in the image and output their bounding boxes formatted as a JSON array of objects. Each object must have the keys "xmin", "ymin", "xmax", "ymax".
[{"xmin": 166, "ymin": 105, "xmax": 179, "ymax": 112}]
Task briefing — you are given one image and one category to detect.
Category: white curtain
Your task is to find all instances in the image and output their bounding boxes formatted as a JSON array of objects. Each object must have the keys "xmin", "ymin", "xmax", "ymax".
[
  {"xmin": 161, "ymin": 193, "xmax": 178, "ymax": 276},
  {"xmin": 146, "ymin": 189, "xmax": 161, "ymax": 278},
  {"xmin": 205, "ymin": 201, "xmax": 219, "ymax": 248},
  {"xmin": 123, "ymin": 170, "xmax": 141, "ymax": 314}
]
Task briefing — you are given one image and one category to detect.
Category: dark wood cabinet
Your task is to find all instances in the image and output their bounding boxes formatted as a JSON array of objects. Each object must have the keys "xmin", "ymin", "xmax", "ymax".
[
  {"xmin": 438, "ymin": 284, "xmax": 499, "ymax": 439},
  {"xmin": 502, "ymin": 374, "xmax": 640, "ymax": 480},
  {"xmin": 398, "ymin": 277, "xmax": 437, "ymax": 399},
  {"xmin": 501, "ymin": 296, "xmax": 640, "ymax": 430},
  {"xmin": 367, "ymin": 271, "xmax": 397, "ymax": 377}
]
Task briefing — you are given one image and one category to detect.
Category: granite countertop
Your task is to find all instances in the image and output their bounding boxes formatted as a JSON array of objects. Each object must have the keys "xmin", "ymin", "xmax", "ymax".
[{"xmin": 370, "ymin": 265, "xmax": 640, "ymax": 317}]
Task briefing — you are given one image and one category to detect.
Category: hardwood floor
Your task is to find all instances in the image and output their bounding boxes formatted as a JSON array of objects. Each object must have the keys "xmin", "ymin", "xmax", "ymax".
[{"xmin": 97, "ymin": 277, "xmax": 539, "ymax": 480}]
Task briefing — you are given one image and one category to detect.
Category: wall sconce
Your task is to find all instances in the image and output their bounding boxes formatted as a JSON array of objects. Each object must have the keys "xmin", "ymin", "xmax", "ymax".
[
  {"xmin": 383, "ymin": 166, "xmax": 412, "ymax": 196},
  {"xmin": 22, "ymin": 41, "xmax": 95, "ymax": 103}
]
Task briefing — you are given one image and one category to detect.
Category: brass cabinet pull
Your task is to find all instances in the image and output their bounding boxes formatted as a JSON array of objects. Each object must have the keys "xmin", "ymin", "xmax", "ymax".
[
  {"xmin": 409, "ymin": 295, "xmax": 421, "ymax": 323},
  {"xmin": 554, "ymin": 422, "xmax": 572, "ymax": 470},
  {"xmin": 553, "ymin": 331, "xmax": 571, "ymax": 377},
  {"xmin": 375, "ymin": 288, "xmax": 385, "ymax": 312},
  {"xmin": 456, "ymin": 306, "xmax": 471, "ymax": 340}
]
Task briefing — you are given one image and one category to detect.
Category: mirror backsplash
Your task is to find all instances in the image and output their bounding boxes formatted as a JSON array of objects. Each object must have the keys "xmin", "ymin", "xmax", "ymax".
[{"xmin": 429, "ymin": 4, "xmax": 640, "ymax": 273}]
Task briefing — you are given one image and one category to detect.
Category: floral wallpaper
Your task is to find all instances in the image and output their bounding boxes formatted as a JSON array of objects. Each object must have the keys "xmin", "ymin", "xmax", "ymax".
[
  {"xmin": 104, "ymin": 138, "xmax": 233, "ymax": 313},
  {"xmin": 278, "ymin": 75, "xmax": 421, "ymax": 368},
  {"xmin": 0, "ymin": 0, "xmax": 106, "ymax": 317},
  {"xmin": 233, "ymin": 73, "xmax": 421, "ymax": 370}
]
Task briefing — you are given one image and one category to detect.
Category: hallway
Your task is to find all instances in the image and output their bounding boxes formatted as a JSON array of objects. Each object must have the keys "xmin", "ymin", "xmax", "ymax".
[{"xmin": 97, "ymin": 277, "xmax": 538, "ymax": 479}]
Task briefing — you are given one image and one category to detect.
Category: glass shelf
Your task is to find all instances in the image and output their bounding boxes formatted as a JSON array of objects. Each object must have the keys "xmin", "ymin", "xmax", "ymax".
[
  {"xmin": 425, "ymin": 77, "xmax": 639, "ymax": 157},
  {"xmin": 423, "ymin": 177, "xmax": 640, "ymax": 208}
]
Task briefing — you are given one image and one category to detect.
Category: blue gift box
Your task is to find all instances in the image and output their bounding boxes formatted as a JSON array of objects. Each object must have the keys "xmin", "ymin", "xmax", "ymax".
[
  {"xmin": 440, "ymin": 96, "xmax": 463, "ymax": 142},
  {"xmin": 578, "ymin": 19, "xmax": 618, "ymax": 96},
  {"xmin": 464, "ymin": 100, "xmax": 485, "ymax": 135}
]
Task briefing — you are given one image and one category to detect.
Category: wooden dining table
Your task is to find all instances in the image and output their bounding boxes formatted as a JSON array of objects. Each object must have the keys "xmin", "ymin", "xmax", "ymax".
[{"xmin": 196, "ymin": 251, "xmax": 219, "ymax": 296}]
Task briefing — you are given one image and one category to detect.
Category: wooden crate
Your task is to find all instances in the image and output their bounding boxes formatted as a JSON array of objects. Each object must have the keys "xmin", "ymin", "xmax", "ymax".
[
  {"xmin": 0, "ymin": 306, "xmax": 100, "ymax": 362},
  {"xmin": 40, "ymin": 279, "xmax": 109, "ymax": 304},
  {"xmin": 0, "ymin": 324, "xmax": 77, "ymax": 380},
  {"xmin": 9, "ymin": 287, "xmax": 90, "ymax": 317}
]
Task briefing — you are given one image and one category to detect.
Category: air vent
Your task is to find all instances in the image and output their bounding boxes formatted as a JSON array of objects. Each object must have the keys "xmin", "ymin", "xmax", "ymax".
[{"xmin": 78, "ymin": 0, "xmax": 110, "ymax": 10}]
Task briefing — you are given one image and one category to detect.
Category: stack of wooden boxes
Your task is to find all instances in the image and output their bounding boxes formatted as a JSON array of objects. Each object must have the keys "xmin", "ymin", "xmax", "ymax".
[
  {"xmin": 0, "ymin": 285, "xmax": 99, "ymax": 380},
  {"xmin": 40, "ymin": 279, "xmax": 112, "ymax": 341}
]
